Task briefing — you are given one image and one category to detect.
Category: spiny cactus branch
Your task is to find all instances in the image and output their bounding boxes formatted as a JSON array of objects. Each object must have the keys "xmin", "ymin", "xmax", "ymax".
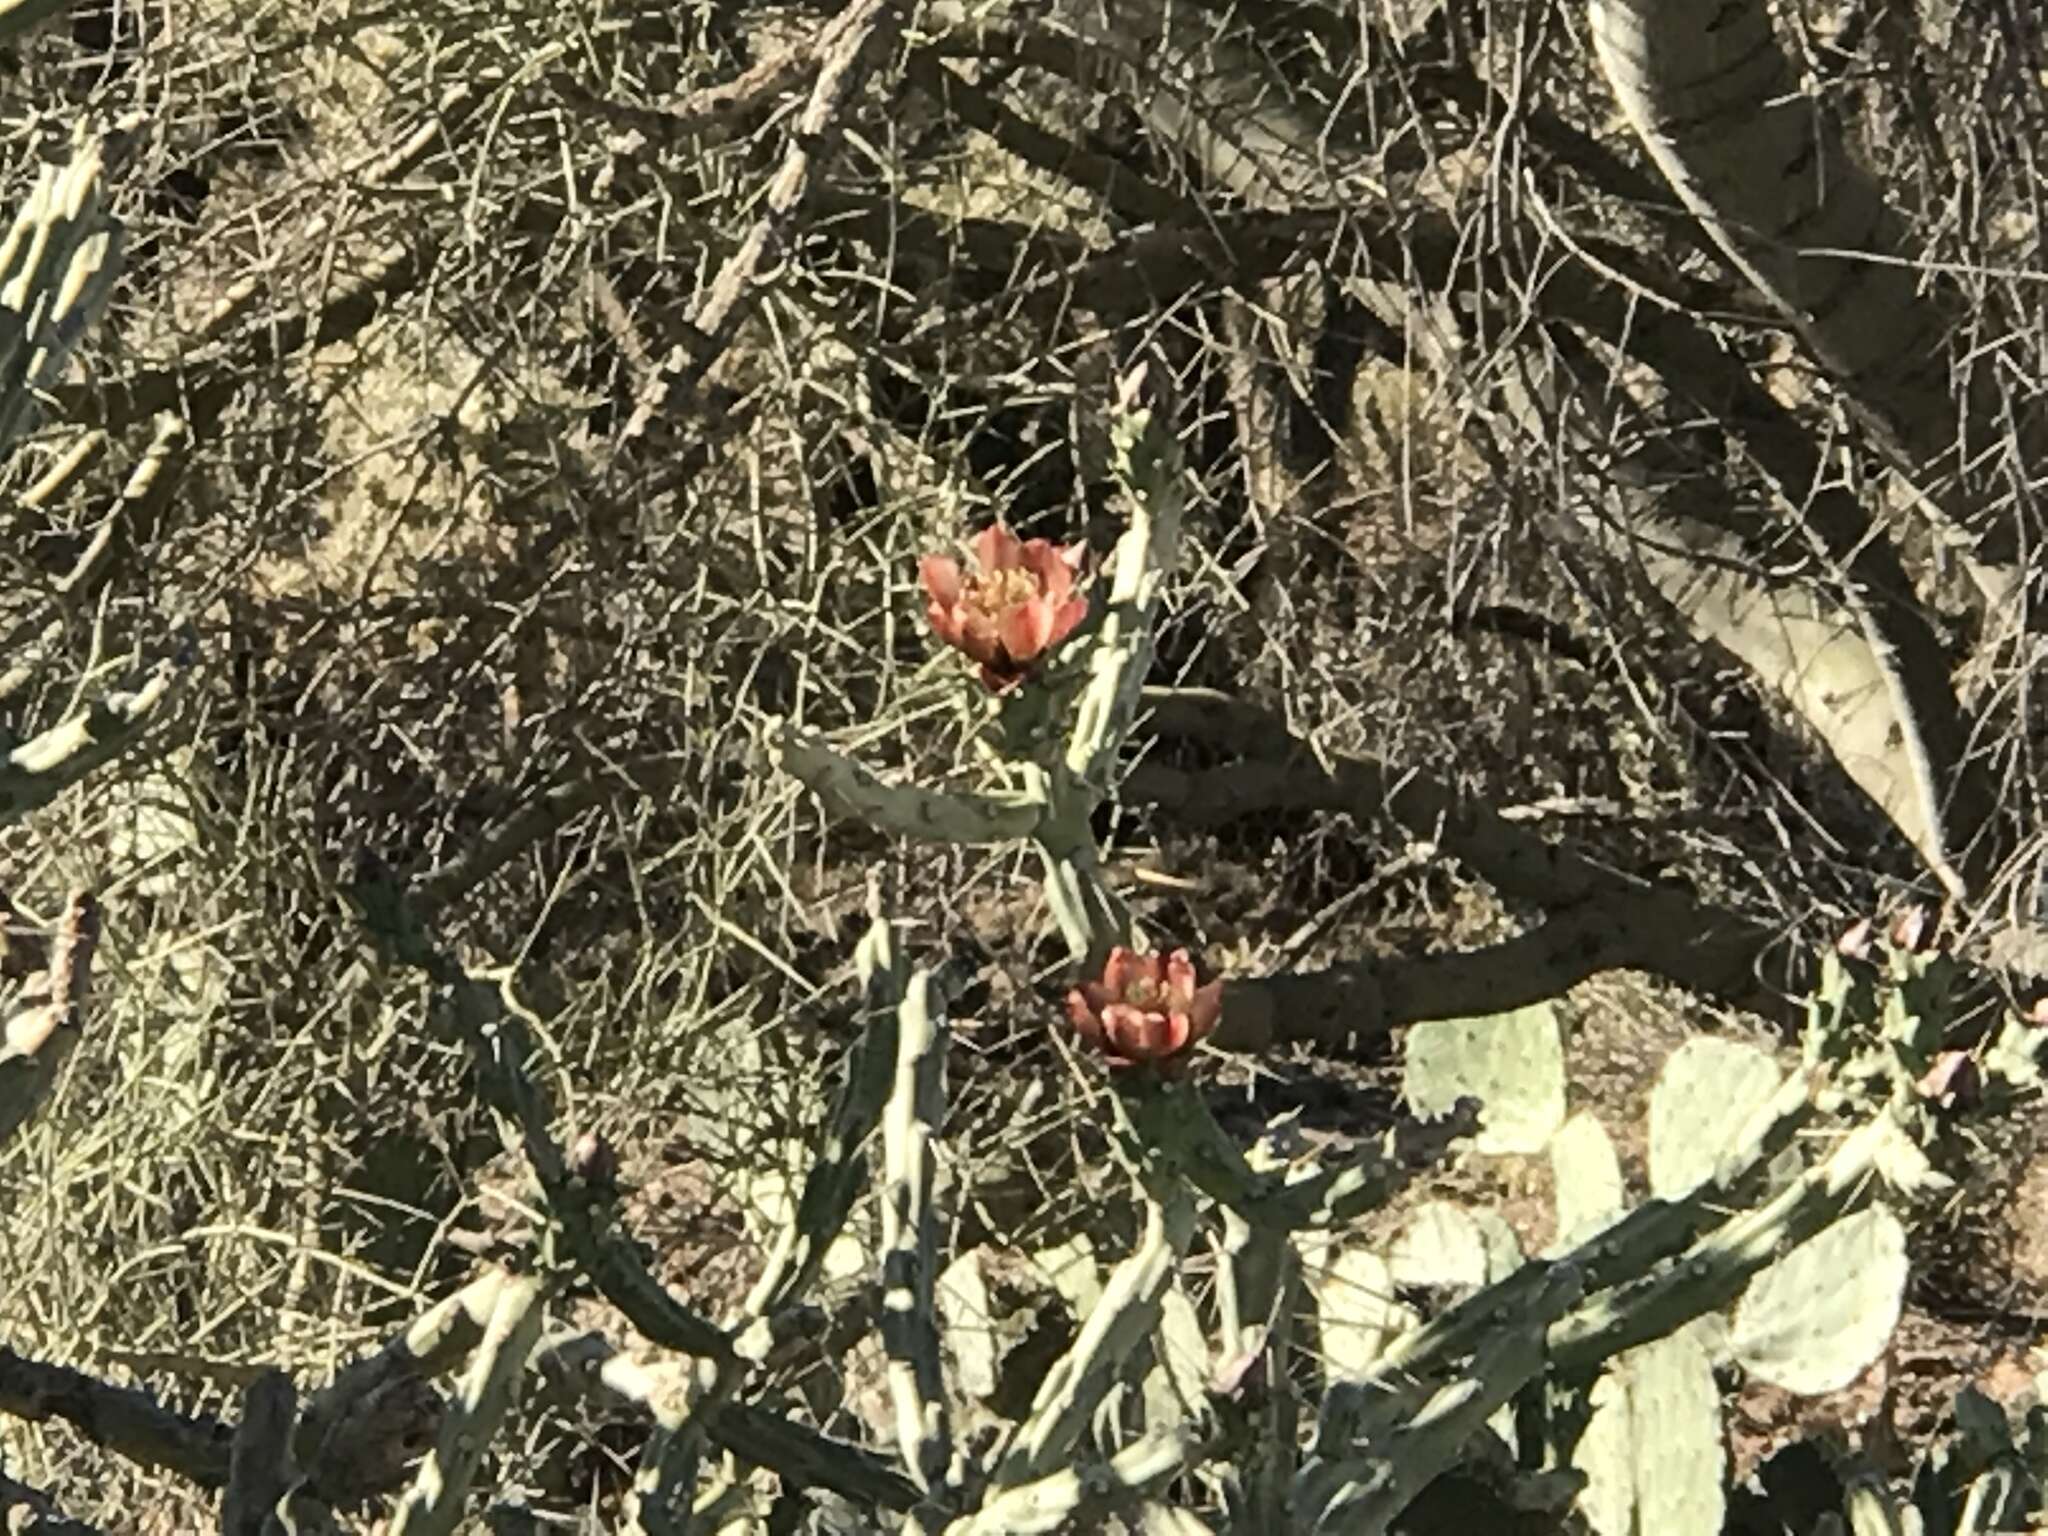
[
  {"xmin": 1296, "ymin": 1264, "xmax": 1586, "ymax": 1535},
  {"xmin": 1128, "ymin": 687, "xmax": 1806, "ymax": 1032},
  {"xmin": 991, "ymin": 1179, "xmax": 1199, "ymax": 1488},
  {"xmin": 743, "ymin": 914, "xmax": 908, "ymax": 1321},
  {"xmin": 878, "ymin": 966, "xmax": 953, "ymax": 1495},
  {"xmin": 387, "ymin": 1272, "xmax": 549, "ymax": 1536},
  {"xmin": 0, "ymin": 1471, "xmax": 102, "ymax": 1536},
  {"xmin": 1034, "ymin": 830, "xmax": 1134, "ymax": 968},
  {"xmin": 0, "ymin": 123, "xmax": 124, "ymax": 456},
  {"xmin": 768, "ymin": 718, "xmax": 1046, "ymax": 844},
  {"xmin": 293, "ymin": 1269, "xmax": 512, "ymax": 1502},
  {"xmin": 1548, "ymin": 1100, "xmax": 1902, "ymax": 1377},
  {"xmin": 1061, "ymin": 362, "xmax": 1186, "ymax": 800},
  {"xmin": 1, "ymin": 667, "xmax": 174, "ymax": 830},
  {"xmin": 350, "ymin": 878, "xmax": 738, "ymax": 1366},
  {"xmin": 1314, "ymin": 1066, "xmax": 1818, "ymax": 1458},
  {"xmin": 947, "ymin": 1424, "xmax": 1213, "ymax": 1535},
  {"xmin": 619, "ymin": 1422, "xmax": 699, "ymax": 1536},
  {"xmin": 533, "ymin": 1331, "xmax": 921, "ymax": 1512}
]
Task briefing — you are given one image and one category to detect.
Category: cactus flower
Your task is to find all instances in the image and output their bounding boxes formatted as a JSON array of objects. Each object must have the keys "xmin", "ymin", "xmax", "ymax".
[
  {"xmin": 1065, "ymin": 947, "xmax": 1222, "ymax": 1073},
  {"xmin": 919, "ymin": 522, "xmax": 1087, "ymax": 691}
]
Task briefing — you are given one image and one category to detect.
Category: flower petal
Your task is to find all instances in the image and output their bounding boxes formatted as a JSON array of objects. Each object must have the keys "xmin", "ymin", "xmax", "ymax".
[
  {"xmin": 1102, "ymin": 947, "xmax": 1140, "ymax": 997},
  {"xmin": 1046, "ymin": 595, "xmax": 1088, "ymax": 649},
  {"xmin": 972, "ymin": 522, "xmax": 1025, "ymax": 573},
  {"xmin": 1000, "ymin": 595, "xmax": 1057, "ymax": 664},
  {"xmin": 1165, "ymin": 950, "xmax": 1198, "ymax": 1012},
  {"xmin": 919, "ymin": 554, "xmax": 963, "ymax": 609},
  {"xmin": 1065, "ymin": 990, "xmax": 1106, "ymax": 1045},
  {"xmin": 925, "ymin": 599, "xmax": 966, "ymax": 649},
  {"xmin": 958, "ymin": 607, "xmax": 1007, "ymax": 669},
  {"xmin": 1102, "ymin": 1004, "xmax": 1167, "ymax": 1060},
  {"xmin": 1186, "ymin": 980, "xmax": 1223, "ymax": 1042}
]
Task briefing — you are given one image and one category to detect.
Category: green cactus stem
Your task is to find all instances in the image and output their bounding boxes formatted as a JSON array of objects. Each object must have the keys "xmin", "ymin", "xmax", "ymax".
[
  {"xmin": 990, "ymin": 1177, "xmax": 1199, "ymax": 1488},
  {"xmin": 1549, "ymin": 1100, "xmax": 1907, "ymax": 1378},
  {"xmin": 0, "ymin": 124, "xmax": 125, "ymax": 455},
  {"xmin": 742, "ymin": 914, "xmax": 908, "ymax": 1324},
  {"xmin": 1313, "ymin": 1066, "xmax": 1819, "ymax": 1459},
  {"xmin": 220, "ymin": 1369, "xmax": 298, "ymax": 1536},
  {"xmin": 1060, "ymin": 361, "xmax": 1185, "ymax": 802},
  {"xmin": 1023, "ymin": 361, "xmax": 1187, "ymax": 969},
  {"xmin": 1294, "ymin": 1263, "xmax": 1587, "ymax": 1535},
  {"xmin": 878, "ymin": 966, "xmax": 954, "ymax": 1497},
  {"xmin": 767, "ymin": 719, "xmax": 1046, "ymax": 845},
  {"xmin": 946, "ymin": 1424, "xmax": 1212, "ymax": 1535},
  {"xmin": 350, "ymin": 874, "xmax": 738, "ymax": 1368},
  {"xmin": 532, "ymin": 1331, "xmax": 920, "ymax": 1512},
  {"xmin": 388, "ymin": 1272, "xmax": 550, "ymax": 1536},
  {"xmin": 0, "ymin": 1342, "xmax": 233, "ymax": 1489},
  {"xmin": 619, "ymin": 1408, "xmax": 700, "ymax": 1536},
  {"xmin": 293, "ymin": 1269, "xmax": 511, "ymax": 1496}
]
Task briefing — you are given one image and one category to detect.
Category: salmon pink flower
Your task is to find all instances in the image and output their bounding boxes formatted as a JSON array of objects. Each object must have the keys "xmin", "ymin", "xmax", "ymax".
[
  {"xmin": 919, "ymin": 523, "xmax": 1087, "ymax": 691},
  {"xmin": 1065, "ymin": 947, "xmax": 1222, "ymax": 1074}
]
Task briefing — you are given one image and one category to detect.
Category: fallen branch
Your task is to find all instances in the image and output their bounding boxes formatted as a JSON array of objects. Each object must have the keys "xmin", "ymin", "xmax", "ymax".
[{"xmin": 0, "ymin": 1346, "xmax": 232, "ymax": 1489}]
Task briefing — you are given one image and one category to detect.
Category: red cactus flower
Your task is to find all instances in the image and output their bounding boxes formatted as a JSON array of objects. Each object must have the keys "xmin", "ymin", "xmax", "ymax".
[
  {"xmin": 919, "ymin": 523, "xmax": 1087, "ymax": 691},
  {"xmin": 1065, "ymin": 947, "xmax": 1223, "ymax": 1074}
]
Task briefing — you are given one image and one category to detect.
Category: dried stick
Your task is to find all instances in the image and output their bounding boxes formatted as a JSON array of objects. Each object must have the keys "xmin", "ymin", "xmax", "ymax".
[{"xmin": 618, "ymin": 0, "xmax": 907, "ymax": 447}]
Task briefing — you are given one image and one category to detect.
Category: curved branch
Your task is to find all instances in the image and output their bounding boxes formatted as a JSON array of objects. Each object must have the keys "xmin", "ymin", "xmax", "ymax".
[
  {"xmin": 1126, "ymin": 690, "xmax": 1807, "ymax": 1034},
  {"xmin": 0, "ymin": 1346, "xmax": 232, "ymax": 1490},
  {"xmin": 1212, "ymin": 886, "xmax": 1787, "ymax": 1053}
]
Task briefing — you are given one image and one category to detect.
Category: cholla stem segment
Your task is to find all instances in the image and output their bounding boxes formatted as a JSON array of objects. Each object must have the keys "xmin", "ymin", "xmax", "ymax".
[
  {"xmin": 878, "ymin": 967, "xmax": 953, "ymax": 1495},
  {"xmin": 991, "ymin": 1176, "xmax": 1198, "ymax": 1489},
  {"xmin": 743, "ymin": 914, "xmax": 910, "ymax": 1321},
  {"xmin": 387, "ymin": 1273, "xmax": 550, "ymax": 1536}
]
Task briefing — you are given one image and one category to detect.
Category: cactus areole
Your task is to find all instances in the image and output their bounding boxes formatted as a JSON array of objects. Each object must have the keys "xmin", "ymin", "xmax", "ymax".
[
  {"xmin": 919, "ymin": 522, "xmax": 1087, "ymax": 691},
  {"xmin": 1065, "ymin": 947, "xmax": 1221, "ymax": 1075}
]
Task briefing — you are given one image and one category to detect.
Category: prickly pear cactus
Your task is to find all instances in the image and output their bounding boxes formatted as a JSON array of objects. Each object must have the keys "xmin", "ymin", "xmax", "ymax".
[
  {"xmin": 1550, "ymin": 1110, "xmax": 1626, "ymax": 1249},
  {"xmin": 1405, "ymin": 1001, "xmax": 1567, "ymax": 1155},
  {"xmin": 1731, "ymin": 1204, "xmax": 1908, "ymax": 1395},
  {"xmin": 1573, "ymin": 1326, "xmax": 1726, "ymax": 1536},
  {"xmin": 1650, "ymin": 1036, "xmax": 1785, "ymax": 1198},
  {"xmin": 1390, "ymin": 1201, "xmax": 1494, "ymax": 1293},
  {"xmin": 1309, "ymin": 1243, "xmax": 1404, "ymax": 1377}
]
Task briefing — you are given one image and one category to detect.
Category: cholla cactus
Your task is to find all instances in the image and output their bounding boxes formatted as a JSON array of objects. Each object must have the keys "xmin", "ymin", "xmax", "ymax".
[{"xmin": 0, "ymin": 123, "xmax": 125, "ymax": 456}]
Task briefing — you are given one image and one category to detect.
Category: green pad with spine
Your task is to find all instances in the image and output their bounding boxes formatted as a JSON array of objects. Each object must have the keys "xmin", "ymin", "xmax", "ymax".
[
  {"xmin": 1731, "ymin": 1205, "xmax": 1907, "ymax": 1395},
  {"xmin": 1405, "ymin": 1002, "xmax": 1566, "ymax": 1154}
]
